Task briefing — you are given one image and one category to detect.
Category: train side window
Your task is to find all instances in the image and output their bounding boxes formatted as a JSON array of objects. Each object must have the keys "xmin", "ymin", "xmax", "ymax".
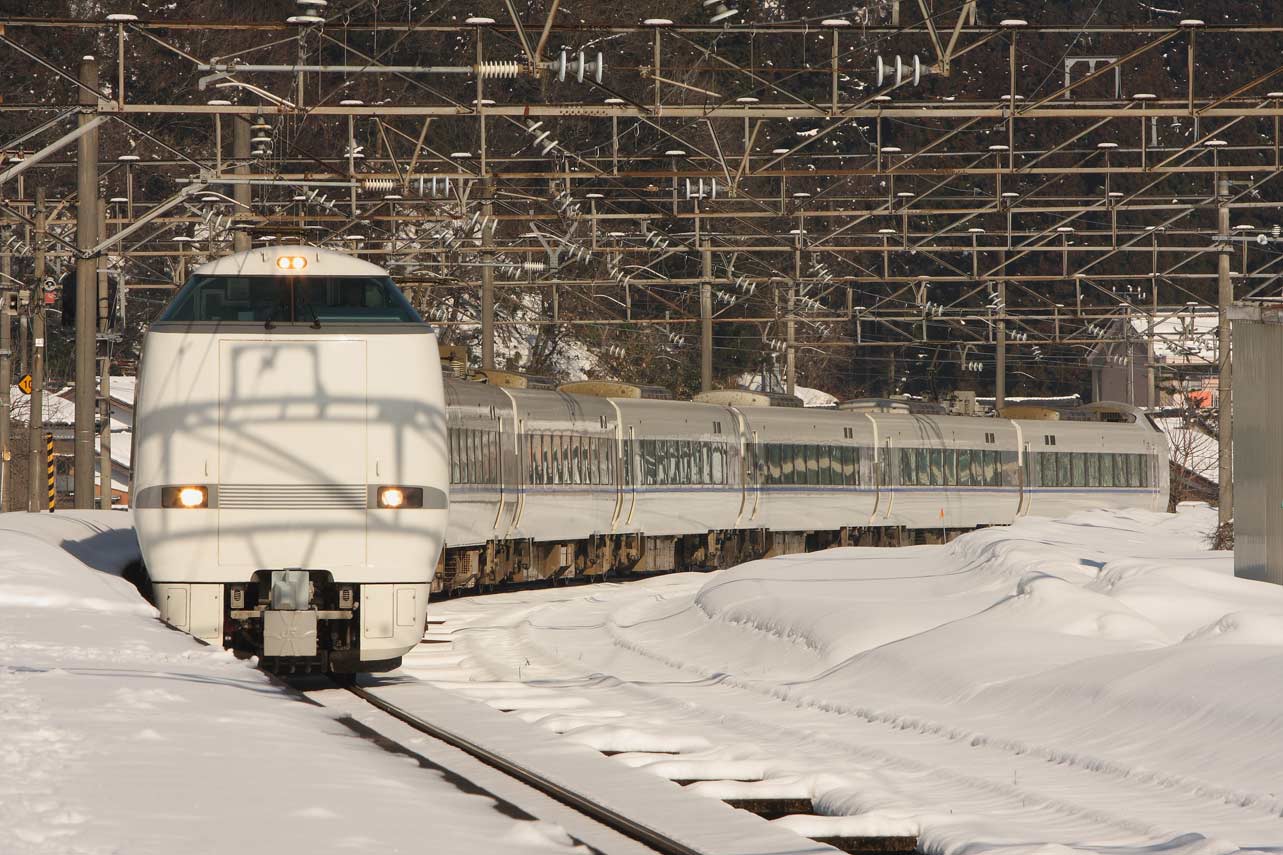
[
  {"xmin": 1071, "ymin": 452, "xmax": 1086, "ymax": 487},
  {"xmin": 912, "ymin": 448, "xmax": 927, "ymax": 486},
  {"xmin": 474, "ymin": 430, "xmax": 484, "ymax": 484},
  {"xmin": 1111, "ymin": 453, "xmax": 1125, "ymax": 487},
  {"xmin": 1003, "ymin": 451, "xmax": 1019, "ymax": 486},
  {"xmin": 711, "ymin": 444, "xmax": 723, "ymax": 484},
  {"xmin": 1125, "ymin": 453, "xmax": 1138, "ymax": 487},
  {"xmin": 1056, "ymin": 452, "xmax": 1071, "ymax": 488},
  {"xmin": 814, "ymin": 446, "xmax": 829, "ymax": 486},
  {"xmin": 802, "ymin": 445, "xmax": 816, "ymax": 486},
  {"xmin": 1086, "ymin": 452, "xmax": 1100, "ymax": 487},
  {"xmin": 898, "ymin": 448, "xmax": 912, "ymax": 487},
  {"xmin": 956, "ymin": 448, "xmax": 971, "ymax": 487},
  {"xmin": 765, "ymin": 443, "xmax": 780, "ymax": 485},
  {"xmin": 928, "ymin": 448, "xmax": 943, "ymax": 487}
]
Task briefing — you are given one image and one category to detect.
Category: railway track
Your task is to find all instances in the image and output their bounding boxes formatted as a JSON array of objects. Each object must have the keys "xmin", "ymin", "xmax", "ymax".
[
  {"xmin": 300, "ymin": 679, "xmax": 836, "ymax": 855},
  {"xmin": 346, "ymin": 685, "xmax": 705, "ymax": 855}
]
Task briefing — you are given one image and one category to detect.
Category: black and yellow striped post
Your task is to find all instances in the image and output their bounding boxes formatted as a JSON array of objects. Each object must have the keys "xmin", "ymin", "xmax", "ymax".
[{"xmin": 45, "ymin": 432, "xmax": 55, "ymax": 513}]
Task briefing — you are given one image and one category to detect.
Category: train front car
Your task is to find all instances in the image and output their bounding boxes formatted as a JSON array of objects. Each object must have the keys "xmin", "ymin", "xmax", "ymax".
[{"xmin": 132, "ymin": 246, "xmax": 447, "ymax": 673}]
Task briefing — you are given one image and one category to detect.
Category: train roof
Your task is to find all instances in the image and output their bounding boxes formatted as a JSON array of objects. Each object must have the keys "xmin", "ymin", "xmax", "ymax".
[{"xmin": 191, "ymin": 245, "xmax": 390, "ymax": 278}]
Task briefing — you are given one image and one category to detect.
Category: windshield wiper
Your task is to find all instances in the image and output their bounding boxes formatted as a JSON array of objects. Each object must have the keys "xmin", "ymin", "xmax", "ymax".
[{"xmin": 298, "ymin": 296, "xmax": 322, "ymax": 329}]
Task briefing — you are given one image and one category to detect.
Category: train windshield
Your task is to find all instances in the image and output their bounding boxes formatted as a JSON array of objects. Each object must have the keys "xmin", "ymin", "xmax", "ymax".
[{"xmin": 158, "ymin": 274, "xmax": 421, "ymax": 323}]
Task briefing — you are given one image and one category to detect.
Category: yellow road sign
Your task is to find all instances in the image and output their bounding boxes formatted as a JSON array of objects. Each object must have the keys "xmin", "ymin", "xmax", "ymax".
[{"xmin": 17, "ymin": 374, "xmax": 32, "ymax": 395}]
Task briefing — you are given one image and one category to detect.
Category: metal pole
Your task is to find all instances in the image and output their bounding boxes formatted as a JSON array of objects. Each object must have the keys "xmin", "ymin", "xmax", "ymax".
[
  {"xmin": 28, "ymin": 189, "xmax": 46, "ymax": 513},
  {"xmin": 73, "ymin": 55, "xmax": 99, "ymax": 509},
  {"xmin": 1217, "ymin": 175, "xmax": 1233, "ymax": 528},
  {"xmin": 232, "ymin": 114, "xmax": 252, "ymax": 253},
  {"xmin": 700, "ymin": 244, "xmax": 713, "ymax": 392},
  {"xmin": 0, "ymin": 253, "xmax": 10, "ymax": 512},
  {"xmin": 97, "ymin": 197, "xmax": 111, "ymax": 510},
  {"xmin": 46, "ymin": 432, "xmax": 55, "ymax": 513},
  {"xmin": 787, "ymin": 246, "xmax": 798, "ymax": 396},
  {"xmin": 481, "ymin": 176, "xmax": 495, "ymax": 371},
  {"xmin": 995, "ymin": 255, "xmax": 1007, "ymax": 411}
]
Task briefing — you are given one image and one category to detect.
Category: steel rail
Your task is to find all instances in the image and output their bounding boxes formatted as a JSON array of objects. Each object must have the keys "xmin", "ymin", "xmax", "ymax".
[{"xmin": 348, "ymin": 685, "xmax": 703, "ymax": 855}]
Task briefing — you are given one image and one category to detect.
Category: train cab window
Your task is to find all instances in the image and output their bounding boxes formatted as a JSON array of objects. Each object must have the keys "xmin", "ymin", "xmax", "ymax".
[{"xmin": 160, "ymin": 274, "xmax": 421, "ymax": 323}]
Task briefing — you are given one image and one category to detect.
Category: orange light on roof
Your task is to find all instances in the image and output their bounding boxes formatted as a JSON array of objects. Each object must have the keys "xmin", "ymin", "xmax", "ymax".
[{"xmin": 275, "ymin": 255, "xmax": 307, "ymax": 270}]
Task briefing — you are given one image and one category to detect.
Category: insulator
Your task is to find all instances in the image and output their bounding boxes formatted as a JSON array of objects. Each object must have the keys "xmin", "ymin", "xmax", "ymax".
[
  {"xmin": 522, "ymin": 261, "xmax": 547, "ymax": 272},
  {"xmin": 478, "ymin": 61, "xmax": 522, "ymax": 79},
  {"xmin": 362, "ymin": 178, "xmax": 397, "ymax": 192}
]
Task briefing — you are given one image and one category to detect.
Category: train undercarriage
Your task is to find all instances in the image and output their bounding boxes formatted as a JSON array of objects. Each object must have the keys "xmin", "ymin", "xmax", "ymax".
[{"xmin": 433, "ymin": 526, "xmax": 976, "ymax": 596}]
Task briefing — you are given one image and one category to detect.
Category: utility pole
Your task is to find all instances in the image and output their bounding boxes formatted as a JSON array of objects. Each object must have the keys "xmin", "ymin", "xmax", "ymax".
[
  {"xmin": 97, "ymin": 197, "xmax": 111, "ymax": 510},
  {"xmin": 1217, "ymin": 175, "xmax": 1233, "ymax": 528},
  {"xmin": 480, "ymin": 175, "xmax": 495, "ymax": 371},
  {"xmin": 232, "ymin": 114, "xmax": 251, "ymax": 253},
  {"xmin": 28, "ymin": 189, "xmax": 46, "ymax": 513},
  {"xmin": 0, "ymin": 230, "xmax": 11, "ymax": 512},
  {"xmin": 787, "ymin": 245, "xmax": 798, "ymax": 397},
  {"xmin": 73, "ymin": 55, "xmax": 99, "ymax": 509},
  {"xmin": 700, "ymin": 244, "xmax": 713, "ymax": 392}
]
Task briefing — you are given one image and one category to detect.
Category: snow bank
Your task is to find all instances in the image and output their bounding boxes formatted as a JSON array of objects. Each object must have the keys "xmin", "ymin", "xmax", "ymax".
[
  {"xmin": 424, "ymin": 506, "xmax": 1283, "ymax": 855},
  {"xmin": 0, "ymin": 512, "xmax": 583, "ymax": 855}
]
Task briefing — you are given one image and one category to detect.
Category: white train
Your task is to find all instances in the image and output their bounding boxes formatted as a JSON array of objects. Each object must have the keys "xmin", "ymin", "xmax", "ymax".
[
  {"xmin": 132, "ymin": 246, "xmax": 447, "ymax": 673},
  {"xmin": 134, "ymin": 246, "xmax": 1169, "ymax": 673},
  {"xmin": 438, "ymin": 381, "xmax": 1169, "ymax": 592}
]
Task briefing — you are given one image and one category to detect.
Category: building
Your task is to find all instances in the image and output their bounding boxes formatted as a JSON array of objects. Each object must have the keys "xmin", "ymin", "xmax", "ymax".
[{"xmin": 7, "ymin": 377, "xmax": 134, "ymax": 507}]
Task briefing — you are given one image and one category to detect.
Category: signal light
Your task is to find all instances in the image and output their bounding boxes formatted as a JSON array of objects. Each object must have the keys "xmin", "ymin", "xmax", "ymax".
[{"xmin": 275, "ymin": 255, "xmax": 307, "ymax": 270}]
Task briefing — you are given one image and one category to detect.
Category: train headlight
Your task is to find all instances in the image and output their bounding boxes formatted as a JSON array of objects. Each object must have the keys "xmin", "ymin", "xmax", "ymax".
[
  {"xmin": 275, "ymin": 255, "xmax": 307, "ymax": 271},
  {"xmin": 162, "ymin": 485, "xmax": 208, "ymax": 509},
  {"xmin": 376, "ymin": 486, "xmax": 423, "ymax": 509}
]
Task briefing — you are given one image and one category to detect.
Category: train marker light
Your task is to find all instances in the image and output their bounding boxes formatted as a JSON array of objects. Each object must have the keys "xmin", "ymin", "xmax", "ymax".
[
  {"xmin": 377, "ymin": 486, "xmax": 424, "ymax": 509},
  {"xmin": 162, "ymin": 485, "xmax": 209, "ymax": 508},
  {"xmin": 275, "ymin": 255, "xmax": 307, "ymax": 270}
]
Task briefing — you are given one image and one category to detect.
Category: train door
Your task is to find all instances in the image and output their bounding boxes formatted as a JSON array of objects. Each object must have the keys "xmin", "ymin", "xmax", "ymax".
[
  {"xmin": 608, "ymin": 402, "xmax": 626, "ymax": 531},
  {"xmin": 746, "ymin": 430, "xmax": 762, "ymax": 524},
  {"xmin": 1017, "ymin": 442, "xmax": 1033, "ymax": 517},
  {"xmin": 510, "ymin": 418, "xmax": 526, "ymax": 531},
  {"xmin": 494, "ymin": 416, "xmax": 520, "ymax": 533},
  {"xmin": 623, "ymin": 425, "xmax": 638, "ymax": 525},
  {"xmin": 880, "ymin": 437, "xmax": 895, "ymax": 520}
]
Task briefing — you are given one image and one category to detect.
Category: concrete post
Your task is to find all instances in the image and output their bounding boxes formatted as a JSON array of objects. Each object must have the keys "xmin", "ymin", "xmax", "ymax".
[
  {"xmin": 73, "ymin": 56, "xmax": 99, "ymax": 509},
  {"xmin": 1217, "ymin": 175, "xmax": 1233, "ymax": 528},
  {"xmin": 480, "ymin": 176, "xmax": 495, "ymax": 371},
  {"xmin": 97, "ymin": 197, "xmax": 111, "ymax": 510},
  {"xmin": 700, "ymin": 244, "xmax": 713, "ymax": 392},
  {"xmin": 232, "ymin": 114, "xmax": 252, "ymax": 253},
  {"xmin": 29, "ymin": 189, "xmax": 46, "ymax": 513}
]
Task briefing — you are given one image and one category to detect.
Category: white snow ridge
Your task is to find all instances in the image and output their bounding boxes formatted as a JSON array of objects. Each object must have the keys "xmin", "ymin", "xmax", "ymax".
[{"xmin": 412, "ymin": 505, "xmax": 1283, "ymax": 855}]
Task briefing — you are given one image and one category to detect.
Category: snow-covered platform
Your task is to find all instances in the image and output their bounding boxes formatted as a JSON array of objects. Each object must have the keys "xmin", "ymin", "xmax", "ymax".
[
  {"xmin": 356, "ymin": 676, "xmax": 834, "ymax": 854},
  {"xmin": 411, "ymin": 505, "xmax": 1283, "ymax": 855},
  {"xmin": 0, "ymin": 511, "xmax": 592, "ymax": 855}
]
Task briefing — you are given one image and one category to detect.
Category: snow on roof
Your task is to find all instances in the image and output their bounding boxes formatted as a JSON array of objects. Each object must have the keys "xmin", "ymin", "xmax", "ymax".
[{"xmin": 737, "ymin": 372, "xmax": 838, "ymax": 407}]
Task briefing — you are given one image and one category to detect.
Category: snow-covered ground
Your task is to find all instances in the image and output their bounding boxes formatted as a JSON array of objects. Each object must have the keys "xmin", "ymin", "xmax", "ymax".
[
  {"xmin": 412, "ymin": 505, "xmax": 1283, "ymax": 855},
  {"xmin": 0, "ymin": 511, "xmax": 584, "ymax": 855}
]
